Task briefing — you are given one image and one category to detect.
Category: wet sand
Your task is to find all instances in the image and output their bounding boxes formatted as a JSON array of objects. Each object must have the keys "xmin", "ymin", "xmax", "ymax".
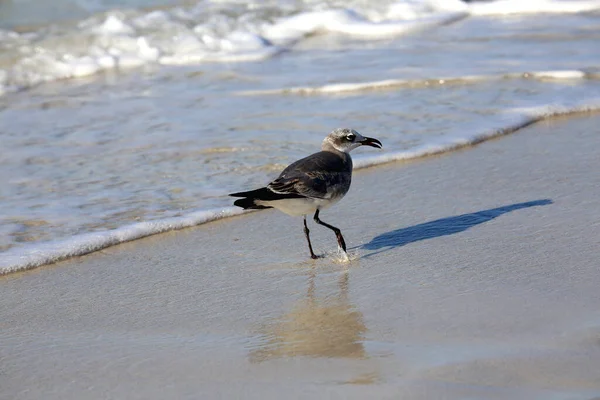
[{"xmin": 2, "ymin": 114, "xmax": 600, "ymax": 400}]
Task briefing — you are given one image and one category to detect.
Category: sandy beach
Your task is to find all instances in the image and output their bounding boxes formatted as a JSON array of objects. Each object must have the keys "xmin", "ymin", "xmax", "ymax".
[{"xmin": 2, "ymin": 113, "xmax": 600, "ymax": 399}]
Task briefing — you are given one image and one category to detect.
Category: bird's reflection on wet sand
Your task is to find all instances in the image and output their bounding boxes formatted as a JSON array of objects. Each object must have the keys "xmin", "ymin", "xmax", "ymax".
[{"xmin": 250, "ymin": 270, "xmax": 367, "ymax": 362}]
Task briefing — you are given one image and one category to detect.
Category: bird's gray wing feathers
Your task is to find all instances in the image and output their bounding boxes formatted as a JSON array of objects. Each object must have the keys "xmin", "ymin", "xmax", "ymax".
[
  {"xmin": 267, "ymin": 151, "xmax": 352, "ymax": 199},
  {"xmin": 268, "ymin": 175, "xmax": 327, "ymax": 198}
]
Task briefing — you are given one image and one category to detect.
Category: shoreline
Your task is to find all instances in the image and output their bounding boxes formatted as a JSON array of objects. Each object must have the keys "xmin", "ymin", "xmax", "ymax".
[
  {"xmin": 3, "ymin": 104, "xmax": 600, "ymax": 275},
  {"xmin": 2, "ymin": 113, "xmax": 600, "ymax": 399}
]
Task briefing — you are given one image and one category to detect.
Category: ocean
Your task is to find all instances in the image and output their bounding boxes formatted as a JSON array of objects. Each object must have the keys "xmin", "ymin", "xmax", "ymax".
[{"xmin": 1, "ymin": 0, "xmax": 600, "ymax": 273}]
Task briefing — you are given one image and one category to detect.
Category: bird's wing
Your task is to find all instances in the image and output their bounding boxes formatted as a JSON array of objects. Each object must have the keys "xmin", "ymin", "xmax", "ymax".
[
  {"xmin": 267, "ymin": 174, "xmax": 327, "ymax": 199},
  {"xmin": 267, "ymin": 151, "xmax": 351, "ymax": 199}
]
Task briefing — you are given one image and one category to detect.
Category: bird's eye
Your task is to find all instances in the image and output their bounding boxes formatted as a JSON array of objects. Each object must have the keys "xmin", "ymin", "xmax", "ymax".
[{"xmin": 346, "ymin": 134, "xmax": 356, "ymax": 141}]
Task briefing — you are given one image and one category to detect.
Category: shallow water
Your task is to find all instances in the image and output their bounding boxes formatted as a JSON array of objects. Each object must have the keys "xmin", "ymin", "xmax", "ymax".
[{"xmin": 1, "ymin": 1, "xmax": 600, "ymax": 271}]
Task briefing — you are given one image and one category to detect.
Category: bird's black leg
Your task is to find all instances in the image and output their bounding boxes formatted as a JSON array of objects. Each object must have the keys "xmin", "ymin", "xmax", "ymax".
[
  {"xmin": 313, "ymin": 209, "xmax": 347, "ymax": 253},
  {"xmin": 304, "ymin": 215, "xmax": 318, "ymax": 259}
]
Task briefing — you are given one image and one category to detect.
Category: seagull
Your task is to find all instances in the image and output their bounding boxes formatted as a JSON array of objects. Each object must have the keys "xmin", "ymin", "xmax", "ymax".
[{"xmin": 229, "ymin": 128, "xmax": 382, "ymax": 259}]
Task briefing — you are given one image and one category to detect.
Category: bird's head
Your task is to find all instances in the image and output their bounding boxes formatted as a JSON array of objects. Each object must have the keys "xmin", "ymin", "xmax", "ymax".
[{"xmin": 322, "ymin": 128, "xmax": 383, "ymax": 153}]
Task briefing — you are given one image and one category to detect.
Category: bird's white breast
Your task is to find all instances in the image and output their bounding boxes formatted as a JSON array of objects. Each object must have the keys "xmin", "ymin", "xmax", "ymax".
[{"xmin": 256, "ymin": 196, "xmax": 343, "ymax": 217}]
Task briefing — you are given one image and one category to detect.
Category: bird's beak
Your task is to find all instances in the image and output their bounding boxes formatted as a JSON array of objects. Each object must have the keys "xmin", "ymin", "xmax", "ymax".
[{"xmin": 360, "ymin": 137, "xmax": 383, "ymax": 149}]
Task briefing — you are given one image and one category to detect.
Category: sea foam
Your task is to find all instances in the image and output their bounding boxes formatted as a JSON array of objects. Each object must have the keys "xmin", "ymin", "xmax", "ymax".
[
  {"xmin": 0, "ymin": 3, "xmax": 467, "ymax": 95},
  {"xmin": 236, "ymin": 70, "xmax": 595, "ymax": 96},
  {"xmin": 355, "ymin": 98, "xmax": 600, "ymax": 168},
  {"xmin": 5, "ymin": 0, "xmax": 596, "ymax": 96},
  {"xmin": 1, "ymin": 207, "xmax": 249, "ymax": 275}
]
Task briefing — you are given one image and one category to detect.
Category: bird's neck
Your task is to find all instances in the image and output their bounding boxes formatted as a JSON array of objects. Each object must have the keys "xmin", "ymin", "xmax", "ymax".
[{"xmin": 321, "ymin": 140, "xmax": 348, "ymax": 155}]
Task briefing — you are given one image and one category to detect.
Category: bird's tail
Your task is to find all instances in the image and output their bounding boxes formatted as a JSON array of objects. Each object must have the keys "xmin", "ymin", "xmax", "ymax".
[
  {"xmin": 233, "ymin": 197, "xmax": 272, "ymax": 210},
  {"xmin": 230, "ymin": 187, "xmax": 273, "ymax": 210},
  {"xmin": 229, "ymin": 188, "xmax": 270, "ymax": 198}
]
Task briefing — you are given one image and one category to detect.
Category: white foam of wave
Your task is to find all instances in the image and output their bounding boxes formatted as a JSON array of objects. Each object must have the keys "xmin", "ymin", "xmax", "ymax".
[
  {"xmin": 353, "ymin": 97, "xmax": 600, "ymax": 169},
  {"xmin": 3, "ymin": 98, "xmax": 600, "ymax": 275},
  {"xmin": 236, "ymin": 69, "xmax": 593, "ymax": 96},
  {"xmin": 2, "ymin": 0, "xmax": 600, "ymax": 96},
  {"xmin": 511, "ymin": 98, "xmax": 600, "ymax": 118},
  {"xmin": 0, "ymin": 1, "xmax": 470, "ymax": 96},
  {"xmin": 264, "ymin": 9, "xmax": 467, "ymax": 42},
  {"xmin": 528, "ymin": 70, "xmax": 587, "ymax": 80},
  {"xmin": 469, "ymin": 0, "xmax": 600, "ymax": 15},
  {"xmin": 1, "ymin": 207, "xmax": 249, "ymax": 275},
  {"xmin": 239, "ymin": 79, "xmax": 413, "ymax": 95},
  {"xmin": 3, "ymin": 0, "xmax": 599, "ymax": 96}
]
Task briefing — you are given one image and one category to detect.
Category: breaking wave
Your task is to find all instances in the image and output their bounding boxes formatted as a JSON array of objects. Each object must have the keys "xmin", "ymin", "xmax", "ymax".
[{"xmin": 2, "ymin": 0, "xmax": 599, "ymax": 95}]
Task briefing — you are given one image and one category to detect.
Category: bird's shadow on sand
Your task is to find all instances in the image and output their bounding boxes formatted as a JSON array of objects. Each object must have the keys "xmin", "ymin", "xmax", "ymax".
[{"xmin": 361, "ymin": 199, "xmax": 552, "ymax": 257}]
